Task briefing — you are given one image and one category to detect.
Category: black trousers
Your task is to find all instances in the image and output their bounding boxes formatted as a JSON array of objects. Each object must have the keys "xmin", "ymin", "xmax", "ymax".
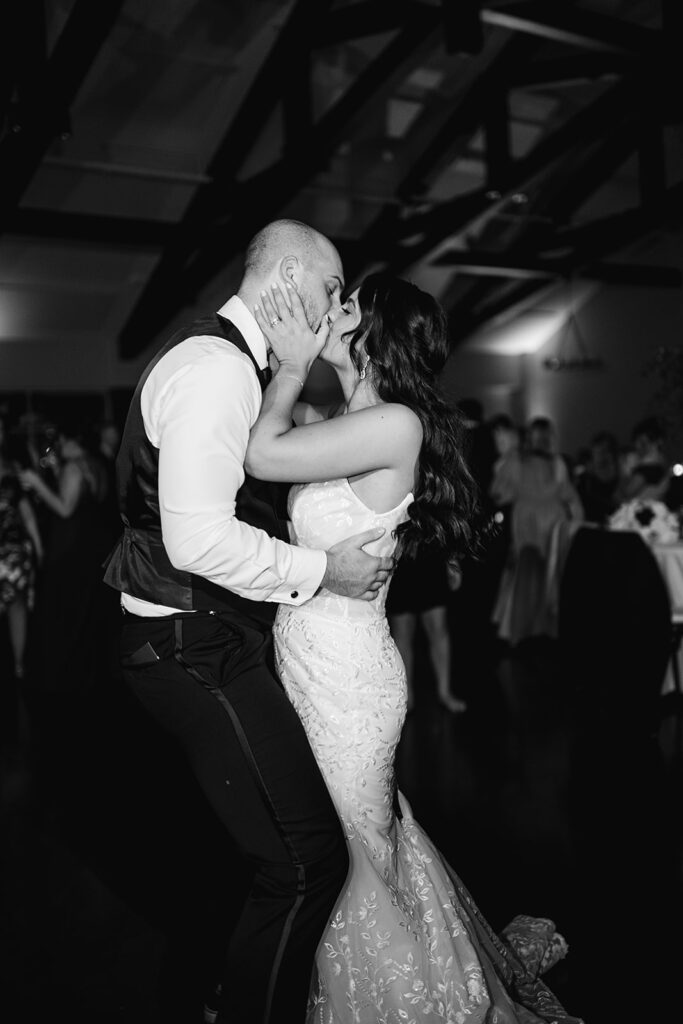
[{"xmin": 119, "ymin": 609, "xmax": 349, "ymax": 1024}]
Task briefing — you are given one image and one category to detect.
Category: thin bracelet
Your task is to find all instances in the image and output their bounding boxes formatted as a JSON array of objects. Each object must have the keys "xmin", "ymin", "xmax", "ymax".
[{"xmin": 283, "ymin": 373, "xmax": 305, "ymax": 388}]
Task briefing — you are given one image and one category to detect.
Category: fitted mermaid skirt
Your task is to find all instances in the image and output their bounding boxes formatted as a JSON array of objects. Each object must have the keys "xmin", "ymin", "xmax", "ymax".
[{"xmin": 273, "ymin": 478, "xmax": 583, "ymax": 1024}]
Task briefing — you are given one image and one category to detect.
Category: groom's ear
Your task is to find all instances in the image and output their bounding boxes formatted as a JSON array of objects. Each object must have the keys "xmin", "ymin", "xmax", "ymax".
[{"xmin": 279, "ymin": 254, "xmax": 302, "ymax": 292}]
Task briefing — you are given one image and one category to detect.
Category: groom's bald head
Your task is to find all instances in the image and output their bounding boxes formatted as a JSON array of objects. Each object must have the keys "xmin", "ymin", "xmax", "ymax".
[
  {"xmin": 244, "ymin": 219, "xmax": 339, "ymax": 277},
  {"xmin": 240, "ymin": 219, "xmax": 344, "ymax": 330}
]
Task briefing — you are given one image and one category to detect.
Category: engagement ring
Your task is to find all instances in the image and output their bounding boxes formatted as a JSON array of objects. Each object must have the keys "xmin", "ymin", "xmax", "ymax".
[{"xmin": 270, "ymin": 316, "xmax": 282, "ymax": 326}]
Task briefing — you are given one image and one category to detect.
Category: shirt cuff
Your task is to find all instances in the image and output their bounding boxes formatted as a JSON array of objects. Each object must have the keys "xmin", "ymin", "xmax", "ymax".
[{"xmin": 268, "ymin": 546, "xmax": 327, "ymax": 606}]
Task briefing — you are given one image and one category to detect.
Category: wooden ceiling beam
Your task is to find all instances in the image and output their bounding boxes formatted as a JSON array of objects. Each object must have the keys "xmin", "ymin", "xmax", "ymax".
[
  {"xmin": 439, "ymin": 112, "xmax": 658, "ymax": 345},
  {"xmin": 394, "ymin": 77, "xmax": 636, "ymax": 242},
  {"xmin": 441, "ymin": 0, "xmax": 483, "ymax": 56},
  {"xmin": 339, "ymin": 34, "xmax": 538, "ymax": 288},
  {"xmin": 509, "ymin": 52, "xmax": 635, "ymax": 88},
  {"xmin": 541, "ymin": 179, "xmax": 683, "ymax": 259},
  {"xmin": 119, "ymin": 5, "xmax": 440, "ymax": 357},
  {"xmin": 316, "ymin": 1, "xmax": 660, "ymax": 58},
  {"xmin": 481, "ymin": 2, "xmax": 658, "ymax": 57},
  {"xmin": 447, "ymin": 278, "xmax": 553, "ymax": 342},
  {"xmin": 313, "ymin": 1, "xmax": 425, "ymax": 44},
  {"xmin": 484, "ymin": 91, "xmax": 512, "ymax": 187},
  {"xmin": 396, "ymin": 35, "xmax": 534, "ymax": 203},
  {"xmin": 7, "ymin": 208, "xmax": 174, "ymax": 248},
  {"xmin": 445, "ymin": 177, "xmax": 683, "ymax": 345},
  {"xmin": 542, "ymin": 115, "xmax": 640, "ymax": 226},
  {"xmin": 371, "ymin": 78, "xmax": 637, "ymax": 288},
  {"xmin": 431, "ymin": 248, "xmax": 682, "ymax": 288},
  {"xmin": 0, "ymin": 0, "xmax": 125, "ymax": 226},
  {"xmin": 207, "ymin": 0, "xmax": 332, "ymax": 182},
  {"xmin": 117, "ymin": 0, "xmax": 335, "ymax": 357},
  {"xmin": 3, "ymin": 0, "xmax": 48, "ymax": 131}
]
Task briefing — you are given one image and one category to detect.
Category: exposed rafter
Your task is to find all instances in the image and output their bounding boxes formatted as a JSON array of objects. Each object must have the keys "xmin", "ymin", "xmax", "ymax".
[
  {"xmin": 541, "ymin": 179, "xmax": 683, "ymax": 260},
  {"xmin": 431, "ymin": 249, "xmax": 681, "ymax": 288},
  {"xmin": 116, "ymin": 0, "xmax": 333, "ymax": 356},
  {"xmin": 119, "ymin": 2, "xmax": 441, "ymax": 357},
  {"xmin": 340, "ymin": 32, "xmax": 539, "ymax": 289},
  {"xmin": 1, "ymin": 1, "xmax": 673, "ymax": 365},
  {"xmin": 446, "ymin": 176, "xmax": 683, "ymax": 343},
  {"xmin": 440, "ymin": 0, "xmax": 484, "ymax": 55},
  {"xmin": 316, "ymin": 1, "xmax": 658, "ymax": 56},
  {"xmin": 0, "ymin": 0, "xmax": 125, "ymax": 226},
  {"xmin": 397, "ymin": 34, "xmax": 536, "ymax": 203},
  {"xmin": 438, "ymin": 101, "xmax": 660, "ymax": 340},
  {"xmin": 394, "ymin": 78, "xmax": 636, "ymax": 242},
  {"xmin": 480, "ymin": 1, "xmax": 658, "ymax": 56},
  {"xmin": 509, "ymin": 52, "xmax": 635, "ymax": 88},
  {"xmin": 7, "ymin": 208, "xmax": 174, "ymax": 248},
  {"xmin": 357, "ymin": 77, "xmax": 639, "ymax": 291},
  {"xmin": 448, "ymin": 273, "xmax": 566, "ymax": 343}
]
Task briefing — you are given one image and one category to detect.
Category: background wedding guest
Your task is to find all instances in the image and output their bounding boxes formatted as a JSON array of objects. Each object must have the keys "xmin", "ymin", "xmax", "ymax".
[
  {"xmin": 444, "ymin": 400, "xmax": 501, "ymax": 700},
  {"xmin": 486, "ymin": 414, "xmax": 522, "ymax": 637},
  {"xmin": 489, "ymin": 412, "xmax": 522, "ymax": 519},
  {"xmin": 618, "ymin": 415, "xmax": 670, "ymax": 502},
  {"xmin": 18, "ymin": 421, "xmax": 113, "ymax": 806},
  {"xmin": 387, "ymin": 542, "xmax": 467, "ymax": 714},
  {"xmin": 575, "ymin": 430, "xmax": 621, "ymax": 525},
  {"xmin": 0, "ymin": 414, "xmax": 43, "ymax": 682},
  {"xmin": 456, "ymin": 396, "xmax": 497, "ymax": 503},
  {"xmin": 491, "ymin": 415, "xmax": 584, "ymax": 648},
  {"xmin": 94, "ymin": 418, "xmax": 123, "ymax": 553}
]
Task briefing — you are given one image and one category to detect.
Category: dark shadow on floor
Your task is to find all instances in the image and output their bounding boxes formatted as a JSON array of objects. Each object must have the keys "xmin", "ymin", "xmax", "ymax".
[{"xmin": 2, "ymin": 619, "xmax": 683, "ymax": 1023}]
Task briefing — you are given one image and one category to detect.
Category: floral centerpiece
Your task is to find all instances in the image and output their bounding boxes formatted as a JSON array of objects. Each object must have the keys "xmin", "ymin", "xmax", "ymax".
[{"xmin": 608, "ymin": 498, "xmax": 680, "ymax": 544}]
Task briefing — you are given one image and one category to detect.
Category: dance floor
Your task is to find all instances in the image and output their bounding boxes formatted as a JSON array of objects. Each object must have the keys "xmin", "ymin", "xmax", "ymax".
[{"xmin": 1, "ymin": 616, "xmax": 682, "ymax": 1024}]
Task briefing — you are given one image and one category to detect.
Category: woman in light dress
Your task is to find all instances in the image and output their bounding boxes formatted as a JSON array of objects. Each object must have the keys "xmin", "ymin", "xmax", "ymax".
[
  {"xmin": 245, "ymin": 276, "xmax": 583, "ymax": 1024},
  {"xmin": 490, "ymin": 417, "xmax": 583, "ymax": 647}
]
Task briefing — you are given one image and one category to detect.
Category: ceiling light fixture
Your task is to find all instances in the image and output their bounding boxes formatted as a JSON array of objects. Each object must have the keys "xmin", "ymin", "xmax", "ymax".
[{"xmin": 543, "ymin": 279, "xmax": 604, "ymax": 372}]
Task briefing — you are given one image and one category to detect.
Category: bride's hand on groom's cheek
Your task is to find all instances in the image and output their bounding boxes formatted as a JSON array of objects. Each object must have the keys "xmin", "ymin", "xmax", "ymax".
[{"xmin": 254, "ymin": 283, "xmax": 329, "ymax": 375}]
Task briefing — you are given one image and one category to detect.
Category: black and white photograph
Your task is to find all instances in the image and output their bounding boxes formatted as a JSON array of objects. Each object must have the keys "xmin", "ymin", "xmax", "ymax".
[{"xmin": 2, "ymin": 3, "xmax": 683, "ymax": 1022}]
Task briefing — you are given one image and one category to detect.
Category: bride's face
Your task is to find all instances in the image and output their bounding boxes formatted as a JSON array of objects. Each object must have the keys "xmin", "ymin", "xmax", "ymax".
[{"xmin": 319, "ymin": 287, "xmax": 362, "ymax": 371}]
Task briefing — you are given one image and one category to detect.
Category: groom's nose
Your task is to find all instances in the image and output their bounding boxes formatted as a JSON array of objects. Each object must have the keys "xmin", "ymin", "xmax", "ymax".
[{"xmin": 326, "ymin": 302, "xmax": 346, "ymax": 324}]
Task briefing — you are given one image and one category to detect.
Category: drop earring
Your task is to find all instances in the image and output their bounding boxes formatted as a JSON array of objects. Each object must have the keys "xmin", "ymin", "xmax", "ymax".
[{"xmin": 359, "ymin": 354, "xmax": 371, "ymax": 380}]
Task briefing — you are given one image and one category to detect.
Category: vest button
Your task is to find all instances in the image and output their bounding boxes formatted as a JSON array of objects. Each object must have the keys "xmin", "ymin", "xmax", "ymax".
[{"xmin": 291, "ymin": 590, "xmax": 299, "ymax": 599}]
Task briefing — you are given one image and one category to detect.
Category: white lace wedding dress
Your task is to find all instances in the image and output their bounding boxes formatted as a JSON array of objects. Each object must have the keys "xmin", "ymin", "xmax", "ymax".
[{"xmin": 273, "ymin": 478, "xmax": 583, "ymax": 1024}]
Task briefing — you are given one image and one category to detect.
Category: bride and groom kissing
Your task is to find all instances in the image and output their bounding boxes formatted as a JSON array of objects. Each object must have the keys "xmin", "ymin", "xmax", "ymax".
[{"xmin": 104, "ymin": 219, "xmax": 583, "ymax": 1024}]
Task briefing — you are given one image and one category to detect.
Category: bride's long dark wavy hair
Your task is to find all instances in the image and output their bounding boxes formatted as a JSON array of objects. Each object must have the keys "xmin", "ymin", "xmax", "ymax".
[{"xmin": 344, "ymin": 273, "xmax": 481, "ymax": 561}]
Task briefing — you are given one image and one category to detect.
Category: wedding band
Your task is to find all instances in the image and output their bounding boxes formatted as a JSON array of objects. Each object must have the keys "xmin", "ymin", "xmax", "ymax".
[{"xmin": 269, "ymin": 316, "xmax": 281, "ymax": 326}]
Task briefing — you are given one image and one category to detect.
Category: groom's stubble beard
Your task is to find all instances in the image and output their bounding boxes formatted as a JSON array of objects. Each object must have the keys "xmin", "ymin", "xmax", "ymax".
[{"xmin": 298, "ymin": 284, "xmax": 323, "ymax": 332}]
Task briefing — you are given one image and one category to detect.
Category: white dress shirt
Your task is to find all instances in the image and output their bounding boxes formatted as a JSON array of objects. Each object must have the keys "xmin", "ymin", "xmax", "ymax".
[{"xmin": 122, "ymin": 295, "xmax": 326, "ymax": 616}]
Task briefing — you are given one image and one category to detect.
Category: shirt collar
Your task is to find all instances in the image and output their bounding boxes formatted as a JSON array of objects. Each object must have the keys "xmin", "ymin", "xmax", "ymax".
[{"xmin": 217, "ymin": 295, "xmax": 268, "ymax": 371}]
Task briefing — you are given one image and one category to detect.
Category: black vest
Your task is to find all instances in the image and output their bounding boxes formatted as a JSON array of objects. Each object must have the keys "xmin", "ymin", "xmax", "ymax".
[{"xmin": 103, "ymin": 314, "xmax": 289, "ymax": 625}]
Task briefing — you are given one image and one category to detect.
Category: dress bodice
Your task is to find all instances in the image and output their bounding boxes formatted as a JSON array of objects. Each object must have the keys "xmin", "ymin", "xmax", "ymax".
[{"xmin": 287, "ymin": 478, "xmax": 412, "ymax": 621}]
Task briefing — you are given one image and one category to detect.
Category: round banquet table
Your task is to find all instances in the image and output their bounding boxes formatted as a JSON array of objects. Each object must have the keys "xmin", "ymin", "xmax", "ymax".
[{"xmin": 651, "ymin": 541, "xmax": 683, "ymax": 694}]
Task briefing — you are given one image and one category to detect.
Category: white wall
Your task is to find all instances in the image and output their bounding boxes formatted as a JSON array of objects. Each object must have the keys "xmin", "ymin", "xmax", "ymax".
[
  {"xmin": 2, "ymin": 232, "xmax": 683, "ymax": 462},
  {"xmin": 442, "ymin": 234, "xmax": 683, "ymax": 459}
]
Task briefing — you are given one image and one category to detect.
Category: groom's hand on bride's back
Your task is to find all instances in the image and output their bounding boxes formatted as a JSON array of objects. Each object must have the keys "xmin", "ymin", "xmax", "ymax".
[{"xmin": 320, "ymin": 528, "xmax": 394, "ymax": 601}]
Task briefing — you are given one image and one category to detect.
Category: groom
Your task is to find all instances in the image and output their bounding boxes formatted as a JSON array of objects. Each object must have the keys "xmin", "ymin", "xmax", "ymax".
[{"xmin": 104, "ymin": 219, "xmax": 392, "ymax": 1024}]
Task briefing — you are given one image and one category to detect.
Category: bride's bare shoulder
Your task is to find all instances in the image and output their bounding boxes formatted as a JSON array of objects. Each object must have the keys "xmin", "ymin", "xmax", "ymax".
[{"xmin": 362, "ymin": 402, "xmax": 422, "ymax": 437}]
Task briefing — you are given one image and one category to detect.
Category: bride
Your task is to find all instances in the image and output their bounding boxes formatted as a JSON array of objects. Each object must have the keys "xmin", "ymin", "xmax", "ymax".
[{"xmin": 245, "ymin": 276, "xmax": 583, "ymax": 1024}]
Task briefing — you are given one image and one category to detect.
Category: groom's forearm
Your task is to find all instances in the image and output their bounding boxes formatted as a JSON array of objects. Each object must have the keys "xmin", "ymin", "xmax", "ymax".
[
  {"xmin": 156, "ymin": 348, "xmax": 324, "ymax": 605},
  {"xmin": 164, "ymin": 505, "xmax": 326, "ymax": 605}
]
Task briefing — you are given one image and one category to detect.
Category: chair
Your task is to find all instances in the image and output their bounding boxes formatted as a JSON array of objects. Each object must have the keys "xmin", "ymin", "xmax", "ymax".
[
  {"xmin": 669, "ymin": 619, "xmax": 683, "ymax": 695},
  {"xmin": 558, "ymin": 525, "xmax": 672, "ymax": 730},
  {"xmin": 649, "ymin": 542, "xmax": 683, "ymax": 699}
]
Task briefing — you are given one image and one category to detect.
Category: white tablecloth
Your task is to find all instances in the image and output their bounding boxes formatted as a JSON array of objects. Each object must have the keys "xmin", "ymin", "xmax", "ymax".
[{"xmin": 651, "ymin": 542, "xmax": 683, "ymax": 693}]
